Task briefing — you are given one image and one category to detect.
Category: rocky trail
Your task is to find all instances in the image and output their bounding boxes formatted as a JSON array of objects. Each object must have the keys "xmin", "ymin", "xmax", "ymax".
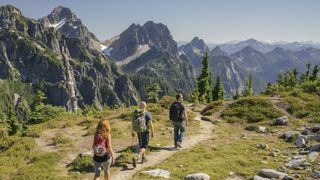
[{"xmin": 112, "ymin": 105, "xmax": 217, "ymax": 180}]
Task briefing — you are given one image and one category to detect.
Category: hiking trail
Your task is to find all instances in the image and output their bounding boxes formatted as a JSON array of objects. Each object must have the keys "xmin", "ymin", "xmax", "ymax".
[{"xmin": 111, "ymin": 104, "xmax": 219, "ymax": 180}]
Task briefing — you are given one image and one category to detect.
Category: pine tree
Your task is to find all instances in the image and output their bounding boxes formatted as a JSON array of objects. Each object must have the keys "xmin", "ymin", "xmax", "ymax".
[
  {"xmin": 212, "ymin": 76, "xmax": 224, "ymax": 101},
  {"xmin": 197, "ymin": 51, "xmax": 213, "ymax": 103},
  {"xmin": 7, "ymin": 106, "xmax": 22, "ymax": 136},
  {"xmin": 243, "ymin": 75, "xmax": 254, "ymax": 96},
  {"xmin": 233, "ymin": 91, "xmax": 241, "ymax": 100},
  {"xmin": 147, "ymin": 83, "xmax": 162, "ymax": 103},
  {"xmin": 311, "ymin": 65, "xmax": 319, "ymax": 81},
  {"xmin": 301, "ymin": 63, "xmax": 311, "ymax": 83},
  {"xmin": 190, "ymin": 88, "xmax": 200, "ymax": 103}
]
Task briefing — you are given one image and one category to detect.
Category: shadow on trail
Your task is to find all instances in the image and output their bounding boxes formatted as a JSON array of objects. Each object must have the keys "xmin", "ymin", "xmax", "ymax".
[{"xmin": 149, "ymin": 145, "xmax": 179, "ymax": 152}]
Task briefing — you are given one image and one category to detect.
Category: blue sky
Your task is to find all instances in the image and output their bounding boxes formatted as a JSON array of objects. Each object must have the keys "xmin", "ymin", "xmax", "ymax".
[{"xmin": 1, "ymin": 0, "xmax": 319, "ymax": 43}]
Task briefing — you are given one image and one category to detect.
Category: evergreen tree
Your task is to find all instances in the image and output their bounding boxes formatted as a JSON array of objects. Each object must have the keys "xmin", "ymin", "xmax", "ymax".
[
  {"xmin": 147, "ymin": 83, "xmax": 162, "ymax": 103},
  {"xmin": 243, "ymin": 75, "xmax": 254, "ymax": 96},
  {"xmin": 311, "ymin": 65, "xmax": 319, "ymax": 81},
  {"xmin": 212, "ymin": 76, "xmax": 224, "ymax": 101},
  {"xmin": 197, "ymin": 51, "xmax": 213, "ymax": 103},
  {"xmin": 190, "ymin": 89, "xmax": 200, "ymax": 103},
  {"xmin": 300, "ymin": 63, "xmax": 311, "ymax": 83},
  {"xmin": 233, "ymin": 91, "xmax": 241, "ymax": 100},
  {"xmin": 7, "ymin": 106, "xmax": 22, "ymax": 136}
]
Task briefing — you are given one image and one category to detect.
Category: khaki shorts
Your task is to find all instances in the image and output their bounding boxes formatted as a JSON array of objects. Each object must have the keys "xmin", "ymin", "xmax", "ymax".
[{"xmin": 93, "ymin": 157, "xmax": 112, "ymax": 177}]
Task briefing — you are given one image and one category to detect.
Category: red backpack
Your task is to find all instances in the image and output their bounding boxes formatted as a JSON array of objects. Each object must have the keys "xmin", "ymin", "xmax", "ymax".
[{"xmin": 93, "ymin": 134, "xmax": 107, "ymax": 156}]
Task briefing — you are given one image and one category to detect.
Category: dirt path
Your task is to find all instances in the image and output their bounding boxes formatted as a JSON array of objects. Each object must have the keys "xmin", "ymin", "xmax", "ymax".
[
  {"xmin": 35, "ymin": 125, "xmax": 93, "ymax": 176},
  {"xmin": 112, "ymin": 105, "xmax": 218, "ymax": 180}
]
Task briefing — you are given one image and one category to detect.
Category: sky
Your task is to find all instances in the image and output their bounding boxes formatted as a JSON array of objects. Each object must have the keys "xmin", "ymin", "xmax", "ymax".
[{"xmin": 0, "ymin": 0, "xmax": 319, "ymax": 43}]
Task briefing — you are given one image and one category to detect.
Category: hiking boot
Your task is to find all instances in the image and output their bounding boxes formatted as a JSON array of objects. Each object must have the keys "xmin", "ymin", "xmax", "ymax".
[
  {"xmin": 177, "ymin": 142, "xmax": 182, "ymax": 148},
  {"xmin": 141, "ymin": 156, "xmax": 148, "ymax": 164},
  {"xmin": 132, "ymin": 157, "xmax": 137, "ymax": 168},
  {"xmin": 174, "ymin": 142, "xmax": 178, "ymax": 148}
]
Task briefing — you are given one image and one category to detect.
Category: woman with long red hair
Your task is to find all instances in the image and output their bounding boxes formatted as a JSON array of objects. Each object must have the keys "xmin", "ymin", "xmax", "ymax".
[{"xmin": 92, "ymin": 119, "xmax": 115, "ymax": 180}]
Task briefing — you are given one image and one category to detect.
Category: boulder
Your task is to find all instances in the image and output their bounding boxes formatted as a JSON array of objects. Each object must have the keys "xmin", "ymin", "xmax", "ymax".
[
  {"xmin": 256, "ymin": 144, "xmax": 268, "ymax": 149},
  {"xmin": 281, "ymin": 131, "xmax": 300, "ymax": 142},
  {"xmin": 309, "ymin": 144, "xmax": 320, "ymax": 152},
  {"xmin": 185, "ymin": 173, "xmax": 210, "ymax": 180},
  {"xmin": 308, "ymin": 151, "xmax": 318, "ymax": 162},
  {"xmin": 274, "ymin": 116, "xmax": 289, "ymax": 126},
  {"xmin": 312, "ymin": 170, "xmax": 320, "ymax": 178},
  {"xmin": 140, "ymin": 169, "xmax": 171, "ymax": 179},
  {"xmin": 258, "ymin": 169, "xmax": 293, "ymax": 179},
  {"xmin": 285, "ymin": 157, "xmax": 307, "ymax": 169},
  {"xmin": 253, "ymin": 175, "xmax": 270, "ymax": 180},
  {"xmin": 296, "ymin": 136, "xmax": 307, "ymax": 148}
]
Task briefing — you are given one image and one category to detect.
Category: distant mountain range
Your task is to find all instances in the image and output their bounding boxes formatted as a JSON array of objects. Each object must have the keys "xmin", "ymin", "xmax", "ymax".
[
  {"xmin": 179, "ymin": 37, "xmax": 320, "ymax": 96},
  {"xmin": 179, "ymin": 38, "xmax": 320, "ymax": 54},
  {"xmin": 1, "ymin": 4, "xmax": 320, "ymax": 112}
]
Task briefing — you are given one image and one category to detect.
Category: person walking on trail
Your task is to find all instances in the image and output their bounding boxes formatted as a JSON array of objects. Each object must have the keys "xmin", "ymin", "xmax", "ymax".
[
  {"xmin": 169, "ymin": 93, "xmax": 189, "ymax": 149},
  {"xmin": 131, "ymin": 101, "xmax": 154, "ymax": 168},
  {"xmin": 92, "ymin": 119, "xmax": 115, "ymax": 180}
]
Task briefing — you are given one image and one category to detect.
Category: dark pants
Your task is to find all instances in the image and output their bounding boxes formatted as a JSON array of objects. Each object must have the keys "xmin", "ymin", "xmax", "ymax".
[
  {"xmin": 172, "ymin": 121, "xmax": 186, "ymax": 144},
  {"xmin": 137, "ymin": 131, "xmax": 149, "ymax": 149}
]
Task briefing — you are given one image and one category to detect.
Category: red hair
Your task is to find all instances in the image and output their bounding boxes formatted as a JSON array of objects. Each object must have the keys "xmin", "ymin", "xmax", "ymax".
[{"xmin": 95, "ymin": 119, "xmax": 111, "ymax": 140}]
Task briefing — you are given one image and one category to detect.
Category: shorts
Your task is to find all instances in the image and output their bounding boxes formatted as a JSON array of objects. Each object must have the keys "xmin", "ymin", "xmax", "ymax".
[
  {"xmin": 93, "ymin": 157, "xmax": 112, "ymax": 177},
  {"xmin": 137, "ymin": 131, "xmax": 149, "ymax": 149}
]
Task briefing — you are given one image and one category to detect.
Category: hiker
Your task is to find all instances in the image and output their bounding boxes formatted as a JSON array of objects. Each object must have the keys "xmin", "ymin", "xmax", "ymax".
[
  {"xmin": 169, "ymin": 93, "xmax": 189, "ymax": 148},
  {"xmin": 131, "ymin": 101, "xmax": 154, "ymax": 168},
  {"xmin": 92, "ymin": 119, "xmax": 115, "ymax": 180}
]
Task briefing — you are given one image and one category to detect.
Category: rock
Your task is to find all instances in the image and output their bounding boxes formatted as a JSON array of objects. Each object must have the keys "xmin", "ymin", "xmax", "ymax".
[
  {"xmin": 256, "ymin": 144, "xmax": 268, "ymax": 149},
  {"xmin": 296, "ymin": 136, "xmax": 307, "ymax": 148},
  {"xmin": 308, "ymin": 151, "xmax": 318, "ymax": 162},
  {"xmin": 302, "ymin": 129, "xmax": 310, "ymax": 135},
  {"xmin": 281, "ymin": 131, "xmax": 300, "ymax": 142},
  {"xmin": 257, "ymin": 126, "xmax": 267, "ymax": 133},
  {"xmin": 285, "ymin": 157, "xmax": 307, "ymax": 169},
  {"xmin": 312, "ymin": 170, "xmax": 320, "ymax": 178},
  {"xmin": 269, "ymin": 152, "xmax": 277, "ymax": 157},
  {"xmin": 299, "ymin": 150, "xmax": 309, "ymax": 155},
  {"xmin": 253, "ymin": 175, "xmax": 270, "ymax": 180},
  {"xmin": 309, "ymin": 144, "xmax": 320, "ymax": 152},
  {"xmin": 272, "ymin": 148, "xmax": 281, "ymax": 153},
  {"xmin": 310, "ymin": 126, "xmax": 320, "ymax": 133},
  {"xmin": 308, "ymin": 135, "xmax": 320, "ymax": 142},
  {"xmin": 80, "ymin": 151, "xmax": 92, "ymax": 157},
  {"xmin": 185, "ymin": 173, "xmax": 210, "ymax": 180},
  {"xmin": 258, "ymin": 169, "xmax": 293, "ymax": 179},
  {"xmin": 178, "ymin": 164, "xmax": 184, "ymax": 168},
  {"xmin": 274, "ymin": 116, "xmax": 289, "ymax": 126},
  {"xmin": 140, "ymin": 169, "xmax": 171, "ymax": 179}
]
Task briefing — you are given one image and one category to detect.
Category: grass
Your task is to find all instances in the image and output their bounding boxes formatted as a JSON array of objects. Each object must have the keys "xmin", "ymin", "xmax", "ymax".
[
  {"xmin": 282, "ymin": 91, "xmax": 320, "ymax": 123},
  {"xmin": 52, "ymin": 134, "xmax": 72, "ymax": 146},
  {"xmin": 69, "ymin": 154, "xmax": 93, "ymax": 172},
  {"xmin": 222, "ymin": 97, "xmax": 284, "ymax": 124},
  {"xmin": 132, "ymin": 123, "xmax": 292, "ymax": 180}
]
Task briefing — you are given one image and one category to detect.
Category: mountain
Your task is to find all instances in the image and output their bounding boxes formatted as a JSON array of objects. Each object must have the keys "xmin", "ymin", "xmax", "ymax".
[
  {"xmin": 0, "ymin": 5, "xmax": 139, "ymax": 117},
  {"xmin": 179, "ymin": 37, "xmax": 208, "ymax": 68},
  {"xmin": 210, "ymin": 46, "xmax": 228, "ymax": 57},
  {"xmin": 39, "ymin": 6, "xmax": 101, "ymax": 50},
  {"xmin": 206, "ymin": 38, "xmax": 320, "ymax": 54},
  {"xmin": 104, "ymin": 21, "xmax": 196, "ymax": 99}
]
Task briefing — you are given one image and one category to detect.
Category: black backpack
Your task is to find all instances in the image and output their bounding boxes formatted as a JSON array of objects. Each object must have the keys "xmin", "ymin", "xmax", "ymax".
[{"xmin": 169, "ymin": 102, "xmax": 184, "ymax": 122}]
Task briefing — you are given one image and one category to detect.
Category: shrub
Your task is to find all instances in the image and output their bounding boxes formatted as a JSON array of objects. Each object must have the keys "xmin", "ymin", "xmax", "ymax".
[
  {"xmin": 29, "ymin": 104, "xmax": 66, "ymax": 124},
  {"xmin": 201, "ymin": 100, "xmax": 223, "ymax": 116},
  {"xmin": 69, "ymin": 154, "xmax": 93, "ymax": 172},
  {"xmin": 159, "ymin": 96, "xmax": 175, "ymax": 109},
  {"xmin": 52, "ymin": 134, "xmax": 72, "ymax": 146},
  {"xmin": 222, "ymin": 97, "xmax": 284, "ymax": 123}
]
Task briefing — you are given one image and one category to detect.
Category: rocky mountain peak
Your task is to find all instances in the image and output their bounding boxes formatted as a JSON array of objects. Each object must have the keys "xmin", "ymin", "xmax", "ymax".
[
  {"xmin": 190, "ymin": 37, "xmax": 207, "ymax": 51},
  {"xmin": 47, "ymin": 6, "xmax": 75, "ymax": 22},
  {"xmin": 210, "ymin": 46, "xmax": 228, "ymax": 56},
  {"xmin": 0, "ymin": 4, "xmax": 22, "ymax": 15}
]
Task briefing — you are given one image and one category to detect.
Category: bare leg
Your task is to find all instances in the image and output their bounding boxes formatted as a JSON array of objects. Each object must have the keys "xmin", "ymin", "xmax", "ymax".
[
  {"xmin": 104, "ymin": 171, "xmax": 110, "ymax": 180},
  {"xmin": 94, "ymin": 175, "xmax": 99, "ymax": 180}
]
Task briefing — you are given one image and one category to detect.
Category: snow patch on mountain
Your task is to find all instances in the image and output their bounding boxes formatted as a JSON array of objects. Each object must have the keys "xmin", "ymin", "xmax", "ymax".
[
  {"xmin": 116, "ymin": 44, "xmax": 150, "ymax": 66},
  {"xmin": 47, "ymin": 18, "xmax": 66, "ymax": 29}
]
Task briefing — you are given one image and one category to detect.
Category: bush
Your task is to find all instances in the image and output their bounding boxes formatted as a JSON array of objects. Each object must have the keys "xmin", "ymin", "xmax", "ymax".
[
  {"xmin": 69, "ymin": 154, "xmax": 93, "ymax": 172},
  {"xmin": 201, "ymin": 100, "xmax": 223, "ymax": 116},
  {"xmin": 284, "ymin": 91, "xmax": 320, "ymax": 122},
  {"xmin": 52, "ymin": 134, "xmax": 72, "ymax": 146},
  {"xmin": 159, "ymin": 96, "xmax": 175, "ymax": 109},
  {"xmin": 29, "ymin": 104, "xmax": 66, "ymax": 124},
  {"xmin": 222, "ymin": 97, "xmax": 284, "ymax": 123}
]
